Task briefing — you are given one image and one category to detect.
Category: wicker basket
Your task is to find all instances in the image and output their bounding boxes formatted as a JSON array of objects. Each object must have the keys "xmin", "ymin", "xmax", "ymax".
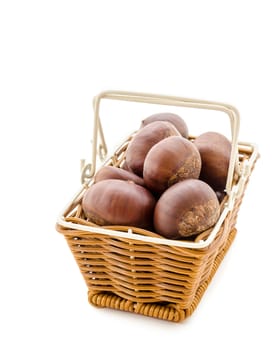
[{"xmin": 56, "ymin": 91, "xmax": 259, "ymax": 322}]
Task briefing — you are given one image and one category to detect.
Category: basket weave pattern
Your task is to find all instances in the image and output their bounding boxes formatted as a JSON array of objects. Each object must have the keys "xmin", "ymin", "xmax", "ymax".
[{"xmin": 57, "ymin": 136, "xmax": 257, "ymax": 322}]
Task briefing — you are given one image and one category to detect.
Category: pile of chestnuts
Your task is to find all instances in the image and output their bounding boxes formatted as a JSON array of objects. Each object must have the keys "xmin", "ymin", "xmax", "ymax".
[{"xmin": 82, "ymin": 113, "xmax": 231, "ymax": 240}]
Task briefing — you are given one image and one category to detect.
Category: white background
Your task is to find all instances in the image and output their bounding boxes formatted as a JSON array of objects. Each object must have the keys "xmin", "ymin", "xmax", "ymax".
[{"xmin": 0, "ymin": 1, "xmax": 273, "ymax": 349}]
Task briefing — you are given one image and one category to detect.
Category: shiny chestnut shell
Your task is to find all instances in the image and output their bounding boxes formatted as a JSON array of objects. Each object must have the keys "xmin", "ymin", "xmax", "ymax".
[
  {"xmin": 143, "ymin": 136, "xmax": 201, "ymax": 194},
  {"xmin": 82, "ymin": 179, "xmax": 156, "ymax": 229},
  {"xmin": 194, "ymin": 132, "xmax": 231, "ymax": 191},
  {"xmin": 94, "ymin": 166, "xmax": 145, "ymax": 187},
  {"xmin": 141, "ymin": 112, "xmax": 188, "ymax": 138},
  {"xmin": 154, "ymin": 179, "xmax": 220, "ymax": 239},
  {"xmin": 125, "ymin": 121, "xmax": 179, "ymax": 176}
]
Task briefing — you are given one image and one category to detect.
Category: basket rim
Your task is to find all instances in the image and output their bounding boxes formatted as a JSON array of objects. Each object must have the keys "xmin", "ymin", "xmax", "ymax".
[{"xmin": 56, "ymin": 141, "xmax": 259, "ymax": 249}]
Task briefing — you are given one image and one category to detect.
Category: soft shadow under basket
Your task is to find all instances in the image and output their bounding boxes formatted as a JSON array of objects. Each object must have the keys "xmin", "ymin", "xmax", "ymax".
[{"xmin": 56, "ymin": 91, "xmax": 259, "ymax": 322}]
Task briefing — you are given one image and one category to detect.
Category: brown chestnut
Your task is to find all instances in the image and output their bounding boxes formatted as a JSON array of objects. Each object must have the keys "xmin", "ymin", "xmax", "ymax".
[
  {"xmin": 154, "ymin": 179, "xmax": 220, "ymax": 239},
  {"xmin": 141, "ymin": 112, "xmax": 189, "ymax": 138},
  {"xmin": 215, "ymin": 190, "xmax": 226, "ymax": 203},
  {"xmin": 194, "ymin": 132, "xmax": 231, "ymax": 191},
  {"xmin": 94, "ymin": 166, "xmax": 145, "ymax": 187},
  {"xmin": 82, "ymin": 179, "xmax": 156, "ymax": 229},
  {"xmin": 125, "ymin": 121, "xmax": 180, "ymax": 176},
  {"xmin": 143, "ymin": 136, "xmax": 201, "ymax": 194}
]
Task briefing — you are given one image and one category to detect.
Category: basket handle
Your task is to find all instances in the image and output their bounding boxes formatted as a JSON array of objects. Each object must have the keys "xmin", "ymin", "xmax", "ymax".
[{"xmin": 84, "ymin": 90, "xmax": 240, "ymax": 195}]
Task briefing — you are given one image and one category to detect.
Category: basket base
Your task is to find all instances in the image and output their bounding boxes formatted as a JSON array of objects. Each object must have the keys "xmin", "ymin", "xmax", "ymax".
[{"xmin": 87, "ymin": 228, "xmax": 237, "ymax": 322}]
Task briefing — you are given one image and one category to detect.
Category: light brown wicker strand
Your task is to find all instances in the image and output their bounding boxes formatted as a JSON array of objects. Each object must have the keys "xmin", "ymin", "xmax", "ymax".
[
  {"xmin": 88, "ymin": 292, "xmax": 135, "ymax": 312},
  {"xmin": 89, "ymin": 292, "xmax": 182, "ymax": 322},
  {"xmin": 135, "ymin": 302, "xmax": 181, "ymax": 322}
]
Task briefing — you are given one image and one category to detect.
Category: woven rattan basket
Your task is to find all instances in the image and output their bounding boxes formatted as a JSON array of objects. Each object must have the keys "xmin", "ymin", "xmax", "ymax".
[{"xmin": 56, "ymin": 91, "xmax": 259, "ymax": 322}]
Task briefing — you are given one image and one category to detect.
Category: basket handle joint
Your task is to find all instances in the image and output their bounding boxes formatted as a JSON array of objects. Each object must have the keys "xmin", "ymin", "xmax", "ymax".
[
  {"xmin": 226, "ymin": 186, "xmax": 238, "ymax": 211},
  {"xmin": 235, "ymin": 159, "xmax": 251, "ymax": 199}
]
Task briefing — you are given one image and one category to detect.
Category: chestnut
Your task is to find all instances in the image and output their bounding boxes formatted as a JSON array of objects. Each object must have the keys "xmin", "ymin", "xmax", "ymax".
[
  {"xmin": 216, "ymin": 190, "xmax": 226, "ymax": 203},
  {"xmin": 125, "ymin": 121, "xmax": 180, "ymax": 177},
  {"xmin": 154, "ymin": 179, "xmax": 220, "ymax": 239},
  {"xmin": 143, "ymin": 136, "xmax": 201, "ymax": 194},
  {"xmin": 141, "ymin": 112, "xmax": 189, "ymax": 138},
  {"xmin": 194, "ymin": 131, "xmax": 231, "ymax": 191},
  {"xmin": 82, "ymin": 179, "xmax": 156, "ymax": 229},
  {"xmin": 94, "ymin": 165, "xmax": 145, "ymax": 187}
]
